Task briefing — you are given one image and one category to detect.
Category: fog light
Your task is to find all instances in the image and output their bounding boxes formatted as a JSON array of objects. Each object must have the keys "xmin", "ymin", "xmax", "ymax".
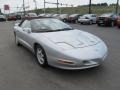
[{"xmin": 58, "ymin": 59, "xmax": 75, "ymax": 65}]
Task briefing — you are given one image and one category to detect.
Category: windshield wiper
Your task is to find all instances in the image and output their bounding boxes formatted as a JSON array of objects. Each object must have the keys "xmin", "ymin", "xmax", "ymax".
[
  {"xmin": 55, "ymin": 28, "xmax": 73, "ymax": 31},
  {"xmin": 33, "ymin": 29, "xmax": 55, "ymax": 33},
  {"xmin": 33, "ymin": 28, "xmax": 73, "ymax": 33}
]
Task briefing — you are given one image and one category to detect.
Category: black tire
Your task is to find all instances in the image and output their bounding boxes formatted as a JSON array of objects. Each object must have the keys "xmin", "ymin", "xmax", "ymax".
[
  {"xmin": 81, "ymin": 22, "xmax": 83, "ymax": 25},
  {"xmin": 97, "ymin": 23, "xmax": 101, "ymax": 26},
  {"xmin": 35, "ymin": 45, "xmax": 48, "ymax": 67},
  {"xmin": 89, "ymin": 20, "xmax": 93, "ymax": 25}
]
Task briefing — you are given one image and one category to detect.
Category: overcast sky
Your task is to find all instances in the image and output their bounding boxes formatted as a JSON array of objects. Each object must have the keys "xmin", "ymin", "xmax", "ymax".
[{"xmin": 0, "ymin": 0, "xmax": 118, "ymax": 13}]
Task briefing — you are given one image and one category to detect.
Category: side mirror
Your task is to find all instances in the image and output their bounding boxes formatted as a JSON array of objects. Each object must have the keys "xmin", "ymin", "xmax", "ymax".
[
  {"xmin": 23, "ymin": 28, "xmax": 31, "ymax": 33},
  {"xmin": 15, "ymin": 23, "xmax": 19, "ymax": 26}
]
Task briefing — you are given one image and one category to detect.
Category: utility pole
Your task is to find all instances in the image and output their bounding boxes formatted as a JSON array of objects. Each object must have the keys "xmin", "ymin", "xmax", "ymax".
[
  {"xmin": 33, "ymin": 0, "xmax": 38, "ymax": 14},
  {"xmin": 116, "ymin": 0, "xmax": 119, "ymax": 14},
  {"xmin": 44, "ymin": 0, "xmax": 46, "ymax": 14},
  {"xmin": 60, "ymin": 3, "xmax": 62, "ymax": 14},
  {"xmin": 89, "ymin": 0, "xmax": 92, "ymax": 14},
  {"xmin": 23, "ymin": 0, "xmax": 25, "ymax": 16},
  {"xmin": 0, "ymin": 9, "xmax": 1, "ymax": 14},
  {"xmin": 17, "ymin": 6, "xmax": 19, "ymax": 14},
  {"xmin": 33, "ymin": 0, "xmax": 37, "ymax": 10},
  {"xmin": 57, "ymin": 0, "xmax": 59, "ymax": 14}
]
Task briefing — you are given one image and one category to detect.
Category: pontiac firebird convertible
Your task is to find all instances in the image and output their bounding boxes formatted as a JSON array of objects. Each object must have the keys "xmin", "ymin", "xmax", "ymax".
[{"xmin": 14, "ymin": 17, "xmax": 108, "ymax": 70}]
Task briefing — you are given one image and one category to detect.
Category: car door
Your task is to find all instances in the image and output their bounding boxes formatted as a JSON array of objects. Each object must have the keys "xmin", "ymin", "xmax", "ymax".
[
  {"xmin": 91, "ymin": 15, "xmax": 97, "ymax": 23},
  {"xmin": 18, "ymin": 20, "xmax": 33, "ymax": 51}
]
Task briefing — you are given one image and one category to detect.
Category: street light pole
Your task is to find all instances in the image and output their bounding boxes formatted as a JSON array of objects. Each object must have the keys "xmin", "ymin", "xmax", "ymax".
[
  {"xmin": 33, "ymin": 0, "xmax": 38, "ymax": 14},
  {"xmin": 23, "ymin": 0, "xmax": 25, "ymax": 16},
  {"xmin": 89, "ymin": 0, "xmax": 92, "ymax": 14},
  {"xmin": 57, "ymin": 0, "xmax": 59, "ymax": 14},
  {"xmin": 116, "ymin": 0, "xmax": 119, "ymax": 14},
  {"xmin": 44, "ymin": 0, "xmax": 46, "ymax": 14},
  {"xmin": 33, "ymin": 0, "xmax": 37, "ymax": 10}
]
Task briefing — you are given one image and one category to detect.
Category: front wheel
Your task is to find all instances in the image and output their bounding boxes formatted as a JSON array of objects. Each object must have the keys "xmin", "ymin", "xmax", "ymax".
[
  {"xmin": 35, "ymin": 45, "xmax": 48, "ymax": 67},
  {"xmin": 89, "ymin": 20, "xmax": 93, "ymax": 25}
]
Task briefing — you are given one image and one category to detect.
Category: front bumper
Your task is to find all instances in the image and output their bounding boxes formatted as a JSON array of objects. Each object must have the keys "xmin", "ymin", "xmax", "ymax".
[
  {"xmin": 97, "ymin": 20, "xmax": 112, "ymax": 26},
  {"xmin": 48, "ymin": 42, "xmax": 108, "ymax": 70},
  {"xmin": 51, "ymin": 58, "xmax": 103, "ymax": 70},
  {"xmin": 49, "ymin": 50, "xmax": 107, "ymax": 70}
]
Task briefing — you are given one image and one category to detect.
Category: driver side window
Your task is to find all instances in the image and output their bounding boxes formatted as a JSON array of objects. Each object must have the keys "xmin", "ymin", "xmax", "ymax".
[
  {"xmin": 21, "ymin": 20, "xmax": 31, "ymax": 28},
  {"xmin": 91, "ymin": 15, "xmax": 96, "ymax": 17}
]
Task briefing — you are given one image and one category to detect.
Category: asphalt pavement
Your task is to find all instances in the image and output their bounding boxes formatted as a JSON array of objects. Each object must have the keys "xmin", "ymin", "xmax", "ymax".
[{"xmin": 0, "ymin": 21, "xmax": 120, "ymax": 90}]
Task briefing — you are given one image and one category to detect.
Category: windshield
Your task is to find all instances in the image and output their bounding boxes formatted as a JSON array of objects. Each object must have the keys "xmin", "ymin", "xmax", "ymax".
[
  {"xmin": 31, "ymin": 19, "xmax": 73, "ymax": 32},
  {"xmin": 101, "ymin": 13, "xmax": 113, "ymax": 17},
  {"xmin": 70, "ymin": 14, "xmax": 78, "ymax": 17},
  {"xmin": 0, "ymin": 15, "xmax": 4, "ymax": 17},
  {"xmin": 52, "ymin": 14, "xmax": 58, "ymax": 17},
  {"xmin": 83, "ymin": 14, "xmax": 91, "ymax": 17},
  {"xmin": 61, "ymin": 14, "xmax": 67, "ymax": 16},
  {"xmin": 28, "ymin": 13, "xmax": 37, "ymax": 17},
  {"xmin": 80, "ymin": 14, "xmax": 90, "ymax": 18}
]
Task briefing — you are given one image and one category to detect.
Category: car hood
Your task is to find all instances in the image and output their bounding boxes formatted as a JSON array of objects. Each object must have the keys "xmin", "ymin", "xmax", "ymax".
[{"xmin": 41, "ymin": 29, "xmax": 101, "ymax": 48}]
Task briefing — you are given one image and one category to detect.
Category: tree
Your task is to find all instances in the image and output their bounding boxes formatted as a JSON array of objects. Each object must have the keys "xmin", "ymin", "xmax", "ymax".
[{"xmin": 116, "ymin": 0, "xmax": 119, "ymax": 14}]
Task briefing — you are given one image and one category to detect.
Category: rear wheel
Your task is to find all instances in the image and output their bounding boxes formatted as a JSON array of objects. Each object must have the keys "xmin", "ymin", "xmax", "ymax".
[{"xmin": 35, "ymin": 45, "xmax": 48, "ymax": 67}]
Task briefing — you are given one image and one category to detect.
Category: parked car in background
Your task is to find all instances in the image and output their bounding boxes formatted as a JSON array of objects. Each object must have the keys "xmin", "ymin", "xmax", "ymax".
[
  {"xmin": 27, "ymin": 13, "xmax": 37, "ymax": 17},
  {"xmin": 0, "ymin": 15, "xmax": 6, "ymax": 21},
  {"xmin": 97, "ymin": 13, "xmax": 118, "ymax": 27},
  {"xmin": 117, "ymin": 16, "xmax": 120, "ymax": 28},
  {"xmin": 44, "ymin": 14, "xmax": 53, "ymax": 17},
  {"xmin": 78, "ymin": 14, "xmax": 97, "ymax": 24},
  {"xmin": 52, "ymin": 14, "xmax": 59, "ymax": 17},
  {"xmin": 16, "ymin": 14, "xmax": 21, "ymax": 20},
  {"xmin": 14, "ymin": 17, "xmax": 108, "ymax": 70},
  {"xmin": 52, "ymin": 14, "xmax": 60, "ymax": 19},
  {"xmin": 68, "ymin": 14, "xmax": 81, "ymax": 23},
  {"xmin": 38, "ymin": 14, "xmax": 46, "ymax": 17},
  {"xmin": 7, "ymin": 14, "xmax": 17, "ymax": 21},
  {"xmin": 59, "ymin": 14, "xmax": 69, "ymax": 22}
]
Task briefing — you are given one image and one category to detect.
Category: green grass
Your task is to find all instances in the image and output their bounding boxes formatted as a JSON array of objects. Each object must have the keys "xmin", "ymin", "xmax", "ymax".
[{"xmin": 29, "ymin": 6, "xmax": 120, "ymax": 15}]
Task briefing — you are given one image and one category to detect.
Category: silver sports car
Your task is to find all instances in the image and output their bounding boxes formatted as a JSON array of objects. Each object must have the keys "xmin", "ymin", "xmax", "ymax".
[{"xmin": 14, "ymin": 17, "xmax": 108, "ymax": 70}]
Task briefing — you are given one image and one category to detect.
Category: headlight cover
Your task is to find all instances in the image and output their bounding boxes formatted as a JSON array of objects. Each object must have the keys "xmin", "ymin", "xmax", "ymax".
[{"xmin": 57, "ymin": 43, "xmax": 74, "ymax": 50}]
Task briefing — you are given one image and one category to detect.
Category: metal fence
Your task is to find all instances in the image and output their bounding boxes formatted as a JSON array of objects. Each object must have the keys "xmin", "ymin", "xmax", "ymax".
[
  {"xmin": 0, "ymin": 0, "xmax": 119, "ymax": 15},
  {"xmin": 37, "ymin": 0, "xmax": 120, "ymax": 15}
]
